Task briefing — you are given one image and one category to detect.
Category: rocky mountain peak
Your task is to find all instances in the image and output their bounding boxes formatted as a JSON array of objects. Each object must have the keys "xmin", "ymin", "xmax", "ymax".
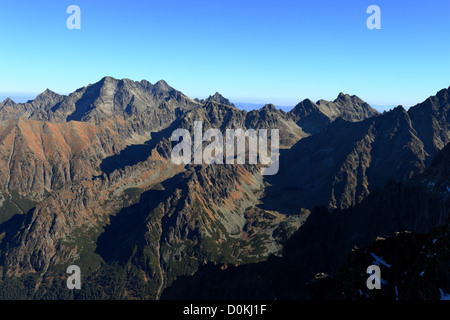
[
  {"xmin": 261, "ymin": 103, "xmax": 277, "ymax": 112},
  {"xmin": 435, "ymin": 86, "xmax": 450, "ymax": 99},
  {"xmin": 391, "ymin": 105, "xmax": 407, "ymax": 113},
  {"xmin": 407, "ymin": 86, "xmax": 450, "ymax": 155},
  {"xmin": 288, "ymin": 99, "xmax": 318, "ymax": 117},
  {"xmin": 139, "ymin": 79, "xmax": 151, "ymax": 87},
  {"xmin": 154, "ymin": 79, "xmax": 171, "ymax": 92},
  {"xmin": 100, "ymin": 76, "xmax": 117, "ymax": 83},
  {"xmin": 43, "ymin": 88, "xmax": 55, "ymax": 94},
  {"xmin": 31, "ymin": 89, "xmax": 65, "ymax": 111},
  {"xmin": 333, "ymin": 92, "xmax": 366, "ymax": 105},
  {"xmin": 336, "ymin": 92, "xmax": 347, "ymax": 100},
  {"xmin": 299, "ymin": 98, "xmax": 318, "ymax": 109},
  {"xmin": 35, "ymin": 88, "xmax": 61, "ymax": 100},
  {"xmin": 205, "ymin": 92, "xmax": 235, "ymax": 107},
  {"xmin": 1, "ymin": 97, "xmax": 15, "ymax": 106},
  {"xmin": 289, "ymin": 93, "xmax": 378, "ymax": 131},
  {"xmin": 0, "ymin": 77, "xmax": 450, "ymax": 300}
]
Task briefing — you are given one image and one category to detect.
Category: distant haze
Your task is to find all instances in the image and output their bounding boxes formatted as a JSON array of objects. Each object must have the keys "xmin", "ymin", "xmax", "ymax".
[
  {"xmin": 233, "ymin": 102, "xmax": 294, "ymax": 112},
  {"xmin": 0, "ymin": 93, "xmax": 39, "ymax": 103},
  {"xmin": 371, "ymin": 105, "xmax": 408, "ymax": 113}
]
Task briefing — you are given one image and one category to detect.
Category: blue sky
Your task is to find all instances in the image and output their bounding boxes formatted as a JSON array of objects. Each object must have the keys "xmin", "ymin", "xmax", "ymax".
[{"xmin": 0, "ymin": 0, "xmax": 449, "ymax": 107}]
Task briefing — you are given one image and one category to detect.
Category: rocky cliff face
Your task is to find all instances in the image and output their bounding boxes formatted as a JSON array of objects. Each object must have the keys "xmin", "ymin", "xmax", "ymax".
[
  {"xmin": 408, "ymin": 86, "xmax": 450, "ymax": 155},
  {"xmin": 307, "ymin": 221, "xmax": 449, "ymax": 300},
  {"xmin": 288, "ymin": 93, "xmax": 379, "ymax": 135},
  {"xmin": 1, "ymin": 77, "xmax": 201, "ymax": 145},
  {"xmin": 0, "ymin": 90, "xmax": 64, "ymax": 120},
  {"xmin": 180, "ymin": 101, "xmax": 308, "ymax": 149},
  {"xmin": 0, "ymin": 77, "xmax": 449, "ymax": 300},
  {"xmin": 0, "ymin": 78, "xmax": 309, "ymax": 298},
  {"xmin": 204, "ymin": 92, "xmax": 235, "ymax": 107},
  {"xmin": 270, "ymin": 88, "xmax": 450, "ymax": 211},
  {"xmin": 162, "ymin": 139, "xmax": 450, "ymax": 300},
  {"xmin": 270, "ymin": 105, "xmax": 427, "ymax": 211}
]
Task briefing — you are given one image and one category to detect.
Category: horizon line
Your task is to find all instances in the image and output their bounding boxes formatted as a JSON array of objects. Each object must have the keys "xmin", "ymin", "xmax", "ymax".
[{"xmin": 0, "ymin": 92, "xmax": 404, "ymax": 109}]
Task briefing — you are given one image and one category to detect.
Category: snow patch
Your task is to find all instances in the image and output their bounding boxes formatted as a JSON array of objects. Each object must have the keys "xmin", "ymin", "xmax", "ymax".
[
  {"xmin": 370, "ymin": 252, "xmax": 391, "ymax": 268},
  {"xmin": 439, "ymin": 289, "xmax": 450, "ymax": 300},
  {"xmin": 359, "ymin": 289, "xmax": 369, "ymax": 298}
]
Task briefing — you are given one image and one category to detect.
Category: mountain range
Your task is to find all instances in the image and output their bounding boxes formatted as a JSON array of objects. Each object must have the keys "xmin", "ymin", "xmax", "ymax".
[{"xmin": 0, "ymin": 77, "xmax": 448, "ymax": 300}]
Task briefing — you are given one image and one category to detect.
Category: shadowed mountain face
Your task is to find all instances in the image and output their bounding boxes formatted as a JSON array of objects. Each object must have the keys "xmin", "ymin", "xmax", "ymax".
[
  {"xmin": 0, "ymin": 90, "xmax": 64, "ymax": 120},
  {"xmin": 0, "ymin": 77, "xmax": 200, "ymax": 146},
  {"xmin": 267, "ymin": 106, "xmax": 428, "ymax": 211},
  {"xmin": 408, "ymin": 86, "xmax": 450, "ymax": 155},
  {"xmin": 288, "ymin": 93, "xmax": 379, "ymax": 135},
  {"xmin": 162, "ymin": 138, "xmax": 450, "ymax": 300},
  {"xmin": 0, "ymin": 77, "xmax": 448, "ymax": 300},
  {"xmin": 267, "ymin": 88, "xmax": 450, "ymax": 211},
  {"xmin": 179, "ymin": 101, "xmax": 309, "ymax": 149},
  {"xmin": 205, "ymin": 92, "xmax": 235, "ymax": 107}
]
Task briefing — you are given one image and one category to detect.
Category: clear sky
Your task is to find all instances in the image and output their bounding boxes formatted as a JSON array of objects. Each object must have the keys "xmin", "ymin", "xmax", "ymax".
[{"xmin": 0, "ymin": 0, "xmax": 449, "ymax": 107}]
